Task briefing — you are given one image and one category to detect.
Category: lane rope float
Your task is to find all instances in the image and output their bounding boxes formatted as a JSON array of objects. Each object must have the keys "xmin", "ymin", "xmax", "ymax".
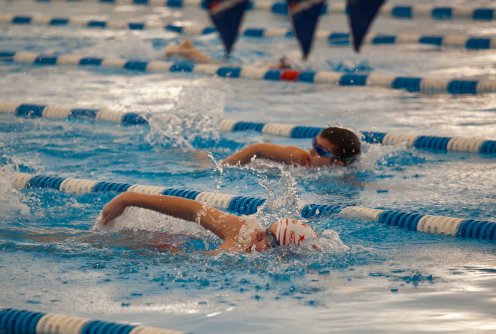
[
  {"xmin": 0, "ymin": 0, "xmax": 493, "ymax": 22},
  {"xmin": 0, "ymin": 307, "xmax": 182, "ymax": 334},
  {"xmin": 0, "ymin": 15, "xmax": 493, "ymax": 51},
  {"xmin": 1, "ymin": 101, "xmax": 495, "ymax": 156},
  {"xmin": 1, "ymin": 51, "xmax": 495, "ymax": 95}
]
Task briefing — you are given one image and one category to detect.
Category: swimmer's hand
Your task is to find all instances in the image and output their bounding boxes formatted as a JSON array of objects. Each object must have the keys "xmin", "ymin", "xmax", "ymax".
[{"xmin": 100, "ymin": 193, "xmax": 128, "ymax": 225}]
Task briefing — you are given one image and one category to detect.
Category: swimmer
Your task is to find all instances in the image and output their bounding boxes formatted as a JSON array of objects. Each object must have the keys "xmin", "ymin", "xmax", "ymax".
[
  {"xmin": 100, "ymin": 192, "xmax": 318, "ymax": 254},
  {"xmin": 223, "ymin": 126, "xmax": 361, "ymax": 168},
  {"xmin": 164, "ymin": 39, "xmax": 294, "ymax": 69},
  {"xmin": 164, "ymin": 39, "xmax": 214, "ymax": 64}
]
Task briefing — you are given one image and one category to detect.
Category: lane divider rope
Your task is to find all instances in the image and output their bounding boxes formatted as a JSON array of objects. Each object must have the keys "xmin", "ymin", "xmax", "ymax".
[
  {"xmin": 0, "ymin": 307, "xmax": 182, "ymax": 334},
  {"xmin": 11, "ymin": 172, "xmax": 496, "ymax": 241},
  {"xmin": 167, "ymin": 24, "xmax": 496, "ymax": 51},
  {"xmin": 1, "ymin": 0, "xmax": 493, "ymax": 22},
  {"xmin": 0, "ymin": 14, "xmax": 493, "ymax": 50},
  {"xmin": 266, "ymin": 2, "xmax": 496, "ymax": 21},
  {"xmin": 1, "ymin": 101, "xmax": 495, "ymax": 156},
  {"xmin": 0, "ymin": 101, "xmax": 147, "ymax": 125},
  {"xmin": 0, "ymin": 13, "xmax": 167, "ymax": 30},
  {"xmin": 218, "ymin": 120, "xmax": 496, "ymax": 156},
  {"xmin": 1, "ymin": 51, "xmax": 495, "ymax": 95}
]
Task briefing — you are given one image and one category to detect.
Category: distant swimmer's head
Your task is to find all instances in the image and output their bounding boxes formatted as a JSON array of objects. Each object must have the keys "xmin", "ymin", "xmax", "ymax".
[
  {"xmin": 308, "ymin": 126, "xmax": 361, "ymax": 167},
  {"xmin": 242, "ymin": 218, "xmax": 318, "ymax": 252}
]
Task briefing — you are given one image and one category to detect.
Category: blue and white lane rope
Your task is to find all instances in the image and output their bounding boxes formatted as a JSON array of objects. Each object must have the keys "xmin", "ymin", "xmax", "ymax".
[
  {"xmin": 218, "ymin": 120, "xmax": 496, "ymax": 156},
  {"xmin": 1, "ymin": 101, "xmax": 496, "ymax": 156},
  {"xmin": 12, "ymin": 172, "xmax": 496, "ymax": 241},
  {"xmin": 0, "ymin": 307, "xmax": 182, "ymax": 334},
  {"xmin": 166, "ymin": 24, "xmax": 496, "ymax": 51},
  {"xmin": 0, "ymin": 15, "xmax": 493, "ymax": 51},
  {"xmin": 265, "ymin": 2, "xmax": 496, "ymax": 21},
  {"xmin": 1, "ymin": 0, "xmax": 493, "ymax": 22},
  {"xmin": 1, "ymin": 51, "xmax": 496, "ymax": 95},
  {"xmin": 0, "ymin": 13, "xmax": 167, "ymax": 30},
  {"xmin": 0, "ymin": 101, "xmax": 147, "ymax": 126}
]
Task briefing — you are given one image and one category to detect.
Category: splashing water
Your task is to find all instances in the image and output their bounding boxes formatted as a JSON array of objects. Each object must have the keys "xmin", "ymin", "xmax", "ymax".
[
  {"xmin": 145, "ymin": 84, "xmax": 225, "ymax": 151},
  {"xmin": 304, "ymin": 230, "xmax": 349, "ymax": 252},
  {"xmin": 245, "ymin": 162, "xmax": 349, "ymax": 252},
  {"xmin": 255, "ymin": 164, "xmax": 301, "ymax": 225},
  {"xmin": 93, "ymin": 206, "xmax": 212, "ymax": 239},
  {"xmin": 0, "ymin": 162, "xmax": 30, "ymax": 220}
]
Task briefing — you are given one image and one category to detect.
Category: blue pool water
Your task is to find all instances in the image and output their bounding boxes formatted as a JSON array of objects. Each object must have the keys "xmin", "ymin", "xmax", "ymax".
[{"xmin": 1, "ymin": 0, "xmax": 496, "ymax": 332}]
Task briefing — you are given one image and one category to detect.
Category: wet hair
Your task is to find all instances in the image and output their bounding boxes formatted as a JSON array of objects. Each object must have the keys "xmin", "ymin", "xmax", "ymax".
[{"xmin": 319, "ymin": 127, "xmax": 361, "ymax": 165}]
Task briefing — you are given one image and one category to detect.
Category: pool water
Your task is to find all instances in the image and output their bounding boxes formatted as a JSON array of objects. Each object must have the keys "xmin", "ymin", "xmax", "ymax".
[{"xmin": 0, "ymin": 0, "xmax": 496, "ymax": 332}]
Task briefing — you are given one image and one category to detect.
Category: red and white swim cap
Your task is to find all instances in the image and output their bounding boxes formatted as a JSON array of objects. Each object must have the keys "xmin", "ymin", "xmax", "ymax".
[{"xmin": 273, "ymin": 218, "xmax": 318, "ymax": 246}]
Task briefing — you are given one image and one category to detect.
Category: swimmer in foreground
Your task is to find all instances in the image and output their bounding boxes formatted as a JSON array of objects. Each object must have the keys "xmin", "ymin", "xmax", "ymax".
[
  {"xmin": 100, "ymin": 192, "xmax": 318, "ymax": 254},
  {"xmin": 223, "ymin": 126, "xmax": 361, "ymax": 168}
]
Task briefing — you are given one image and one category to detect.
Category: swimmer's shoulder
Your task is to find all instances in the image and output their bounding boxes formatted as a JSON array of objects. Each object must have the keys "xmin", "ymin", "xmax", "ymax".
[{"xmin": 283, "ymin": 145, "xmax": 310, "ymax": 166}]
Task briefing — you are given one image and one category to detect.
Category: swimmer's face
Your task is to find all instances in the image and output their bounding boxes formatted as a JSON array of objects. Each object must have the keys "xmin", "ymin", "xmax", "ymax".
[
  {"xmin": 308, "ymin": 135, "xmax": 344, "ymax": 167},
  {"xmin": 245, "ymin": 223, "xmax": 279, "ymax": 253},
  {"xmin": 245, "ymin": 228, "xmax": 270, "ymax": 252}
]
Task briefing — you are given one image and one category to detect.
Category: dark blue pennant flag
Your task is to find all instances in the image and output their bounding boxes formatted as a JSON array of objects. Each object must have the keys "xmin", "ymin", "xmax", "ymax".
[
  {"xmin": 206, "ymin": 0, "xmax": 249, "ymax": 55},
  {"xmin": 347, "ymin": 0, "xmax": 386, "ymax": 52},
  {"xmin": 287, "ymin": 0, "xmax": 326, "ymax": 59}
]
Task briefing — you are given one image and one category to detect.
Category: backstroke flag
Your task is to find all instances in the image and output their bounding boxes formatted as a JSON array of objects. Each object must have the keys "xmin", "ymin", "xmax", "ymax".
[
  {"xmin": 287, "ymin": 0, "xmax": 326, "ymax": 59},
  {"xmin": 347, "ymin": 0, "xmax": 386, "ymax": 52},
  {"xmin": 206, "ymin": 0, "xmax": 249, "ymax": 55}
]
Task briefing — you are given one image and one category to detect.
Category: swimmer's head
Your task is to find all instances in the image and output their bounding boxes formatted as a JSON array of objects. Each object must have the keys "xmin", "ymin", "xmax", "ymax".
[
  {"xmin": 243, "ymin": 218, "xmax": 318, "ymax": 252},
  {"xmin": 269, "ymin": 218, "xmax": 318, "ymax": 247},
  {"xmin": 308, "ymin": 126, "xmax": 361, "ymax": 167}
]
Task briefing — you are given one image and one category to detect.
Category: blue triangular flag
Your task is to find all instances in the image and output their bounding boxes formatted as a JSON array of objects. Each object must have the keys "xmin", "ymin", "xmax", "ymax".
[
  {"xmin": 347, "ymin": 0, "xmax": 386, "ymax": 52},
  {"xmin": 206, "ymin": 0, "xmax": 249, "ymax": 55},
  {"xmin": 287, "ymin": 0, "xmax": 326, "ymax": 59}
]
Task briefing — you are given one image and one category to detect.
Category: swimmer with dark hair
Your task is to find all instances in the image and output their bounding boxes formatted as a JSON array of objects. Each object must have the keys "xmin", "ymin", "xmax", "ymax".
[
  {"xmin": 223, "ymin": 126, "xmax": 361, "ymax": 167},
  {"xmin": 164, "ymin": 39, "xmax": 294, "ymax": 70},
  {"xmin": 100, "ymin": 192, "xmax": 318, "ymax": 254}
]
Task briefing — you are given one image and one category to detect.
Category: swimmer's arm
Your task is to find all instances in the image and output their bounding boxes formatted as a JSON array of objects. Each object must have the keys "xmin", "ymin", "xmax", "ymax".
[
  {"xmin": 100, "ymin": 192, "xmax": 244, "ymax": 241},
  {"xmin": 222, "ymin": 143, "xmax": 309, "ymax": 166},
  {"xmin": 164, "ymin": 41, "xmax": 214, "ymax": 64},
  {"xmin": 177, "ymin": 50, "xmax": 212, "ymax": 64},
  {"xmin": 192, "ymin": 52, "xmax": 214, "ymax": 64}
]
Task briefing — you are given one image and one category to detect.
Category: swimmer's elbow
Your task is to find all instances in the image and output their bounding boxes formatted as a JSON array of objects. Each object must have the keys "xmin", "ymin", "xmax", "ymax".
[
  {"xmin": 223, "ymin": 144, "xmax": 261, "ymax": 166},
  {"xmin": 246, "ymin": 143, "xmax": 263, "ymax": 153}
]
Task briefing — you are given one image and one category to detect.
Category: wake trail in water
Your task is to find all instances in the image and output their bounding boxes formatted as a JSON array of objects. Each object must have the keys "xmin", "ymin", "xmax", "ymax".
[{"xmin": 0, "ymin": 162, "xmax": 30, "ymax": 221}]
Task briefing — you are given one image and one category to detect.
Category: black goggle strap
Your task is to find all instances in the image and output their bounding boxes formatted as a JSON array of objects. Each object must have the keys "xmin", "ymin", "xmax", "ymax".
[
  {"xmin": 312, "ymin": 137, "xmax": 359, "ymax": 164},
  {"xmin": 265, "ymin": 228, "xmax": 279, "ymax": 248},
  {"xmin": 312, "ymin": 137, "xmax": 338, "ymax": 159}
]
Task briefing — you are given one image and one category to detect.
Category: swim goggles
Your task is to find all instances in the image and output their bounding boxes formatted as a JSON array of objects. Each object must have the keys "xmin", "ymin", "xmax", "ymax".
[
  {"xmin": 265, "ymin": 228, "xmax": 279, "ymax": 248},
  {"xmin": 311, "ymin": 137, "xmax": 340, "ymax": 160}
]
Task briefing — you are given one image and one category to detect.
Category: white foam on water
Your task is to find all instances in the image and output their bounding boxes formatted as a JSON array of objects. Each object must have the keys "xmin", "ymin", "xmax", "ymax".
[
  {"xmin": 92, "ymin": 206, "xmax": 213, "ymax": 239},
  {"xmin": 0, "ymin": 163, "xmax": 30, "ymax": 221},
  {"xmin": 304, "ymin": 229, "xmax": 349, "ymax": 252}
]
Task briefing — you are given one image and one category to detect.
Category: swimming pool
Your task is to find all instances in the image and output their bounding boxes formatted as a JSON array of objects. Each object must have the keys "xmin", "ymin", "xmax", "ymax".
[{"xmin": 1, "ymin": 0, "xmax": 496, "ymax": 332}]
